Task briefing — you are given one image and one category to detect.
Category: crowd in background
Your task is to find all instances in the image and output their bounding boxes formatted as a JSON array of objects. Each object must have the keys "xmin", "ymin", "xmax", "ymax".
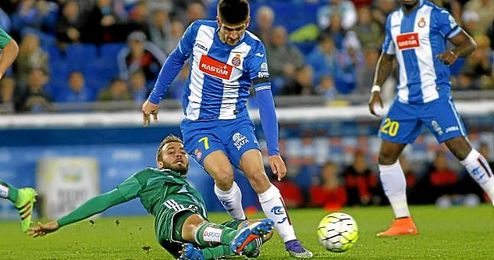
[
  {"xmin": 0, "ymin": 0, "xmax": 492, "ymax": 112},
  {"xmin": 272, "ymin": 140, "xmax": 493, "ymax": 209}
]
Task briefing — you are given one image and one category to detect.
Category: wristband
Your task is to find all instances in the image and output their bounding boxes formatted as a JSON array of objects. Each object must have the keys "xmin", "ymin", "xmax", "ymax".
[{"xmin": 371, "ymin": 85, "xmax": 381, "ymax": 93}]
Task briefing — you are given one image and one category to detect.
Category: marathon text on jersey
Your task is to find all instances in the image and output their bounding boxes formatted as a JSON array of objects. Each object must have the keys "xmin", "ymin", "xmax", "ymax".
[
  {"xmin": 199, "ymin": 55, "xmax": 233, "ymax": 80},
  {"xmin": 396, "ymin": 32, "xmax": 420, "ymax": 50}
]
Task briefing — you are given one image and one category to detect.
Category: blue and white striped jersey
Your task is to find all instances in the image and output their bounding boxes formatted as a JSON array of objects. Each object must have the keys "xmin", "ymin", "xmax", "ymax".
[
  {"xmin": 382, "ymin": 0, "xmax": 461, "ymax": 104},
  {"xmin": 150, "ymin": 20, "xmax": 271, "ymax": 121}
]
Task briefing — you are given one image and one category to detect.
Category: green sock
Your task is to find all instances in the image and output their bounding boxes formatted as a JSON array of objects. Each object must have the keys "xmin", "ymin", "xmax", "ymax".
[
  {"xmin": 0, "ymin": 180, "xmax": 18, "ymax": 203},
  {"xmin": 194, "ymin": 222, "xmax": 236, "ymax": 247},
  {"xmin": 202, "ymin": 245, "xmax": 231, "ymax": 259}
]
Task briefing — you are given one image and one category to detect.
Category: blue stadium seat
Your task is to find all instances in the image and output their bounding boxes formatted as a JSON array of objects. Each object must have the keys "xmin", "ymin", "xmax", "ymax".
[
  {"xmin": 83, "ymin": 58, "xmax": 119, "ymax": 92},
  {"xmin": 65, "ymin": 43, "xmax": 98, "ymax": 71},
  {"xmin": 99, "ymin": 43, "xmax": 126, "ymax": 63}
]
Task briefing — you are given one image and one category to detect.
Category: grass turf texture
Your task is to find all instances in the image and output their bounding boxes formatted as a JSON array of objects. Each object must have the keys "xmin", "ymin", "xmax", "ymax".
[{"xmin": 1, "ymin": 205, "xmax": 493, "ymax": 259}]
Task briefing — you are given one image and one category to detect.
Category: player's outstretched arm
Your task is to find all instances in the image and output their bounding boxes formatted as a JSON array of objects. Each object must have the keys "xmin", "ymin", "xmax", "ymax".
[{"xmin": 28, "ymin": 221, "xmax": 59, "ymax": 238}]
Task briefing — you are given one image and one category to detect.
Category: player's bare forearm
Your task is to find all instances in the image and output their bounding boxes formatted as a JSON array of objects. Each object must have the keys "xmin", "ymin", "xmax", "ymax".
[
  {"xmin": 437, "ymin": 30, "xmax": 476, "ymax": 65},
  {"xmin": 450, "ymin": 29, "xmax": 476, "ymax": 57},
  {"xmin": 373, "ymin": 53, "xmax": 394, "ymax": 87}
]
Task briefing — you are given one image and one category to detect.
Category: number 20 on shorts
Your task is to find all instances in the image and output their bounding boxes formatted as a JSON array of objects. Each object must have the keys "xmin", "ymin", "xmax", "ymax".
[{"xmin": 380, "ymin": 118, "xmax": 399, "ymax": 137}]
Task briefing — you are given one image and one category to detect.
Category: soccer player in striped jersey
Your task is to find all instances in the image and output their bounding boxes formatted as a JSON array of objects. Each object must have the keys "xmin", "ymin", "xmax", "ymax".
[
  {"xmin": 369, "ymin": 0, "xmax": 494, "ymax": 237},
  {"xmin": 0, "ymin": 27, "xmax": 37, "ymax": 233},
  {"xmin": 142, "ymin": 0, "xmax": 312, "ymax": 257},
  {"xmin": 29, "ymin": 135, "xmax": 275, "ymax": 259}
]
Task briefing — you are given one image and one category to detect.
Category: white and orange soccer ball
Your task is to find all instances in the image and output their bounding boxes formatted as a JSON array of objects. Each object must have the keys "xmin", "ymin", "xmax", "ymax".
[{"xmin": 317, "ymin": 212, "xmax": 359, "ymax": 252}]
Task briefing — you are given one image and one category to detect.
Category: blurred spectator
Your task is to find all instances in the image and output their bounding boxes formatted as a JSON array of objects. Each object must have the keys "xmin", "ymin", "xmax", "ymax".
[
  {"xmin": 126, "ymin": 0, "xmax": 150, "ymax": 35},
  {"xmin": 98, "ymin": 78, "xmax": 131, "ymax": 101},
  {"xmin": 460, "ymin": 34, "xmax": 493, "ymax": 89},
  {"xmin": 148, "ymin": 8, "xmax": 171, "ymax": 54},
  {"xmin": 350, "ymin": 6, "xmax": 382, "ymax": 50},
  {"xmin": 184, "ymin": 2, "xmax": 205, "ymax": 25},
  {"xmin": 322, "ymin": 13, "xmax": 347, "ymax": 50},
  {"xmin": 0, "ymin": 76, "xmax": 15, "ymax": 107},
  {"xmin": 128, "ymin": 70, "xmax": 149, "ymax": 103},
  {"xmin": 461, "ymin": 10, "xmax": 481, "ymax": 36},
  {"xmin": 280, "ymin": 65, "xmax": 315, "ymax": 96},
  {"xmin": 356, "ymin": 47, "xmax": 379, "ymax": 93},
  {"xmin": 305, "ymin": 33, "xmax": 338, "ymax": 85},
  {"xmin": 317, "ymin": 0, "xmax": 357, "ymax": 31},
  {"xmin": 316, "ymin": 74, "xmax": 337, "ymax": 101},
  {"xmin": 415, "ymin": 151, "xmax": 459, "ymax": 205},
  {"xmin": 343, "ymin": 150, "xmax": 379, "ymax": 206},
  {"xmin": 14, "ymin": 68, "xmax": 52, "ymax": 112},
  {"xmin": 57, "ymin": 71, "xmax": 94, "ymax": 103},
  {"xmin": 267, "ymin": 26, "xmax": 304, "ymax": 92},
  {"xmin": 309, "ymin": 161, "xmax": 347, "ymax": 211},
  {"xmin": 334, "ymin": 32, "xmax": 363, "ymax": 94},
  {"xmin": 464, "ymin": 0, "xmax": 494, "ymax": 34},
  {"xmin": 14, "ymin": 32, "xmax": 49, "ymax": 88},
  {"xmin": 253, "ymin": 5, "xmax": 275, "ymax": 46},
  {"xmin": 371, "ymin": 0, "xmax": 397, "ymax": 27},
  {"xmin": 117, "ymin": 31, "xmax": 166, "ymax": 83},
  {"xmin": 453, "ymin": 71, "xmax": 476, "ymax": 90},
  {"xmin": 55, "ymin": 0, "xmax": 84, "ymax": 46},
  {"xmin": 80, "ymin": 0, "xmax": 126, "ymax": 44},
  {"xmin": 163, "ymin": 20, "xmax": 185, "ymax": 55},
  {"xmin": 10, "ymin": 0, "xmax": 59, "ymax": 36}
]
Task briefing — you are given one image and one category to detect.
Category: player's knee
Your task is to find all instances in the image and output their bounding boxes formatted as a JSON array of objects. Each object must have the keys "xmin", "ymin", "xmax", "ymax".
[{"xmin": 378, "ymin": 152, "xmax": 399, "ymax": 165}]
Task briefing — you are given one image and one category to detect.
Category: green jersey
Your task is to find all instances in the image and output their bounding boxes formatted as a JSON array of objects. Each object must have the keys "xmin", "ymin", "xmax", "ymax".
[
  {"xmin": 117, "ymin": 167, "xmax": 207, "ymax": 218},
  {"xmin": 0, "ymin": 28, "xmax": 12, "ymax": 49}
]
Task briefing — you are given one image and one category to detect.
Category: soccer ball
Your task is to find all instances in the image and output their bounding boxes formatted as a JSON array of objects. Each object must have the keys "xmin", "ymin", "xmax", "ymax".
[{"xmin": 317, "ymin": 212, "xmax": 359, "ymax": 252}]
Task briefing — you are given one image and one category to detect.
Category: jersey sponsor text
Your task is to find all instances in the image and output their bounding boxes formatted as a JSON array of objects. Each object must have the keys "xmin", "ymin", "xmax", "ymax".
[
  {"xmin": 199, "ymin": 55, "xmax": 233, "ymax": 80},
  {"xmin": 396, "ymin": 32, "xmax": 420, "ymax": 50}
]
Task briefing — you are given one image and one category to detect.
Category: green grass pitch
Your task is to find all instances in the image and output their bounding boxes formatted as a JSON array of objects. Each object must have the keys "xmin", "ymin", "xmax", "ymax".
[{"xmin": 1, "ymin": 205, "xmax": 493, "ymax": 259}]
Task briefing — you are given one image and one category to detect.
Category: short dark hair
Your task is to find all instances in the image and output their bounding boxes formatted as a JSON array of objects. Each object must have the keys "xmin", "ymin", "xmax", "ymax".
[
  {"xmin": 156, "ymin": 134, "xmax": 183, "ymax": 163},
  {"xmin": 218, "ymin": 0, "xmax": 249, "ymax": 24}
]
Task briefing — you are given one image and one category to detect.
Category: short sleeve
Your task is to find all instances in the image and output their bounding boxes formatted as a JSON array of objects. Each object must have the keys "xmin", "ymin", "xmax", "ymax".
[{"xmin": 434, "ymin": 8, "xmax": 461, "ymax": 38}]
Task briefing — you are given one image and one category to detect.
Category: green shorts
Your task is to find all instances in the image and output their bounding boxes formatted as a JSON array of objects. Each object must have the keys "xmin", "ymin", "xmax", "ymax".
[{"xmin": 155, "ymin": 204, "xmax": 205, "ymax": 257}]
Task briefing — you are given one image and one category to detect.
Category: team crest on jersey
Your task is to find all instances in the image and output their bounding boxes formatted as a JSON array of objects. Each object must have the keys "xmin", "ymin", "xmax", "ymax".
[
  {"xmin": 232, "ymin": 54, "xmax": 242, "ymax": 67},
  {"xmin": 396, "ymin": 32, "xmax": 420, "ymax": 50},
  {"xmin": 199, "ymin": 55, "xmax": 233, "ymax": 80},
  {"xmin": 418, "ymin": 17, "xmax": 426, "ymax": 28}
]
